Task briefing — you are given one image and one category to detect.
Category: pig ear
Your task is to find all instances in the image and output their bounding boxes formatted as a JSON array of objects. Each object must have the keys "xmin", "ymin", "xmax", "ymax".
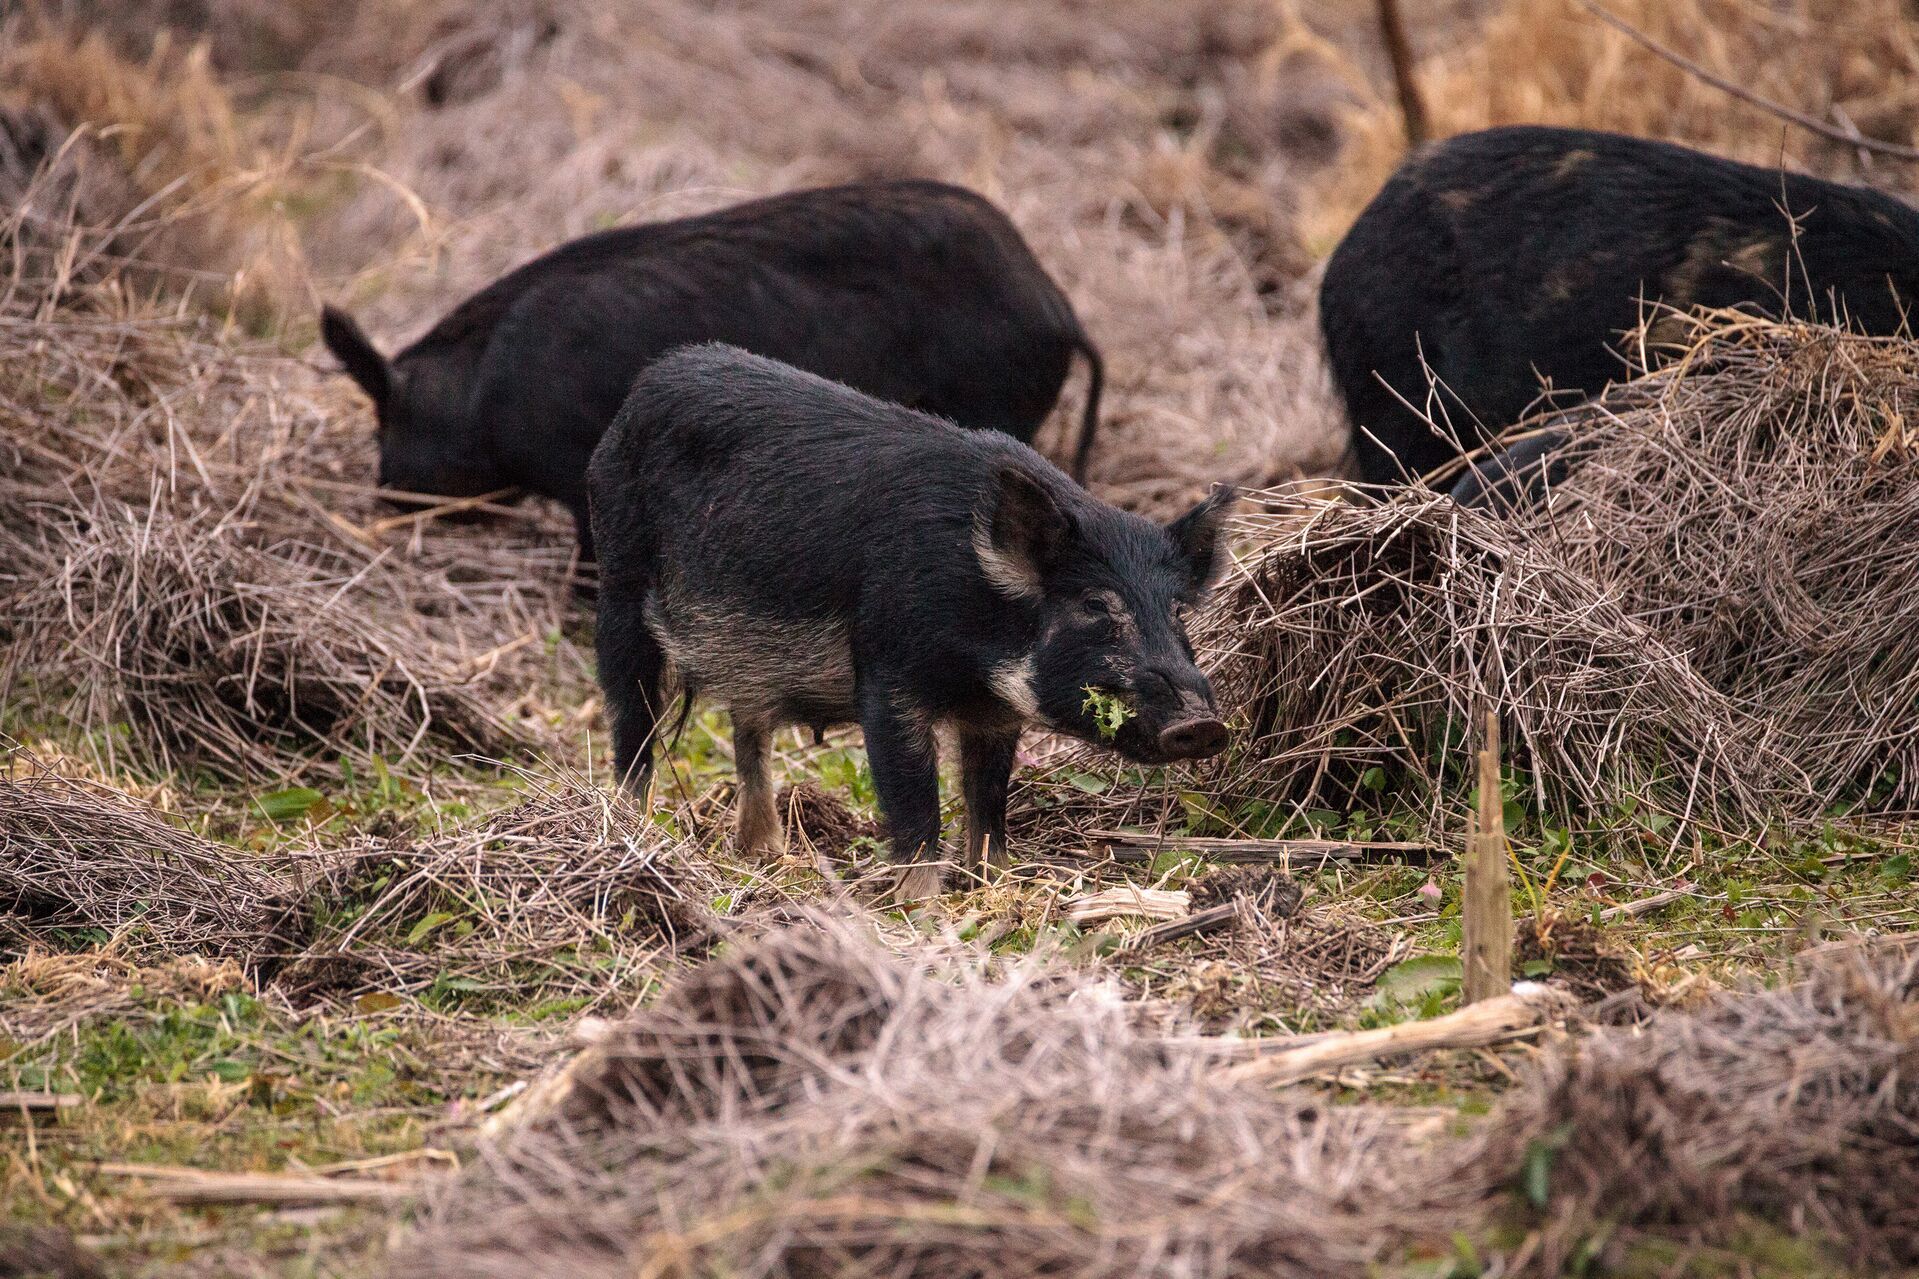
[
  {"xmin": 321, "ymin": 304, "xmax": 392, "ymax": 407},
  {"xmin": 1167, "ymin": 483, "xmax": 1238, "ymax": 594},
  {"xmin": 977, "ymin": 465, "xmax": 1073, "ymax": 599}
]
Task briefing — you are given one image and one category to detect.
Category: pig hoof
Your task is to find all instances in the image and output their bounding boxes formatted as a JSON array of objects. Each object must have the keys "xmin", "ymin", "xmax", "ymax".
[{"xmin": 887, "ymin": 862, "xmax": 947, "ymax": 903}]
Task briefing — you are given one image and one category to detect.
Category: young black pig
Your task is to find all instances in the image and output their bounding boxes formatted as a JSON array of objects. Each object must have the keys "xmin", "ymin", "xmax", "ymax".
[
  {"xmin": 589, "ymin": 344, "xmax": 1232, "ymax": 899},
  {"xmin": 321, "ymin": 180, "xmax": 1104, "ymax": 559}
]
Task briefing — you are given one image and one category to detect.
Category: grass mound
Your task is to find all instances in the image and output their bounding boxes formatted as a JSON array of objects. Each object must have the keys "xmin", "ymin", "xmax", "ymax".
[
  {"xmin": 14, "ymin": 504, "xmax": 524, "ymax": 780},
  {"xmin": 292, "ymin": 774, "xmax": 720, "ymax": 1003},
  {"xmin": 1475, "ymin": 940, "xmax": 1919, "ymax": 1272},
  {"xmin": 0, "ymin": 259, "xmax": 576, "ymax": 782},
  {"xmin": 0, "ymin": 760, "xmax": 300, "ymax": 961},
  {"xmin": 1511, "ymin": 316, "xmax": 1919, "ymax": 817},
  {"xmin": 393, "ymin": 919, "xmax": 1919, "ymax": 1276},
  {"xmin": 388, "ymin": 917, "xmax": 1438, "ymax": 1279}
]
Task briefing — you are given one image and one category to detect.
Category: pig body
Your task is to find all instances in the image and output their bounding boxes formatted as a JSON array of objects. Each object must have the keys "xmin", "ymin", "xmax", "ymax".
[
  {"xmin": 322, "ymin": 180, "xmax": 1104, "ymax": 557},
  {"xmin": 590, "ymin": 345, "xmax": 1229, "ymax": 897},
  {"xmin": 1322, "ymin": 126, "xmax": 1919, "ymax": 485}
]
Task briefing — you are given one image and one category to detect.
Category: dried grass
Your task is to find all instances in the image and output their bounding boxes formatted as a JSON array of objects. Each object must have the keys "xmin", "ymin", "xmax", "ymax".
[
  {"xmin": 1474, "ymin": 942, "xmax": 1919, "ymax": 1272},
  {"xmin": 1020, "ymin": 317, "xmax": 1919, "ymax": 847},
  {"xmin": 1510, "ymin": 316, "xmax": 1919, "ymax": 816},
  {"xmin": 1127, "ymin": 892, "xmax": 1407, "ymax": 1030},
  {"xmin": 13, "ymin": 502, "xmax": 525, "ymax": 780},
  {"xmin": 1205, "ymin": 493, "xmax": 1778, "ymax": 831},
  {"xmin": 0, "ymin": 946, "xmax": 247, "ymax": 1044},
  {"xmin": 287, "ymin": 774, "xmax": 722, "ymax": 1004},
  {"xmin": 390, "ymin": 919, "xmax": 1919, "ymax": 1275},
  {"xmin": 0, "ymin": 16, "xmax": 307, "ymax": 320},
  {"xmin": 0, "ymin": 756, "xmax": 721, "ymax": 1008},
  {"xmin": 387, "ymin": 916, "xmax": 1440, "ymax": 1279},
  {"xmin": 1016, "ymin": 488, "xmax": 1775, "ymax": 849},
  {"xmin": 1310, "ymin": 0, "xmax": 1919, "ymax": 243},
  {"xmin": 0, "ymin": 261, "xmax": 579, "ymax": 781},
  {"xmin": 0, "ymin": 758, "xmax": 303, "ymax": 960}
]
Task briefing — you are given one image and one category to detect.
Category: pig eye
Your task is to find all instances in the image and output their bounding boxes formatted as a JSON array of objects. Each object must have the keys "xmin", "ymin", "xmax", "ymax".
[{"xmin": 1079, "ymin": 593, "xmax": 1113, "ymax": 618}]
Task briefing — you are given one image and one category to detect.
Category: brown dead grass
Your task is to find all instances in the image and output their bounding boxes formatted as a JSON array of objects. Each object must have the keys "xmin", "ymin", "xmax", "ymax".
[
  {"xmin": 0, "ymin": 259, "xmax": 580, "ymax": 782},
  {"xmin": 0, "ymin": 755, "xmax": 313, "ymax": 978},
  {"xmin": 389, "ymin": 917, "xmax": 1919, "ymax": 1277},
  {"xmin": 1310, "ymin": 0, "xmax": 1919, "ymax": 244},
  {"xmin": 0, "ymin": 18, "xmax": 308, "ymax": 321},
  {"xmin": 285, "ymin": 773, "xmax": 722, "ymax": 1005},
  {"xmin": 1508, "ymin": 316, "xmax": 1919, "ymax": 817},
  {"xmin": 1476, "ymin": 941, "xmax": 1919, "ymax": 1273},
  {"xmin": 390, "ymin": 915, "xmax": 1441, "ymax": 1279}
]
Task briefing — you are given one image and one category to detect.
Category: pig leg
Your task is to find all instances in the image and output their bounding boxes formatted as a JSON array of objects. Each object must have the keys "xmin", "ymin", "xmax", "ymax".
[
  {"xmin": 959, "ymin": 727, "xmax": 1019, "ymax": 876},
  {"xmin": 598, "ymin": 598, "xmax": 665, "ymax": 797},
  {"xmin": 733, "ymin": 717, "xmax": 785, "ymax": 858},
  {"xmin": 860, "ymin": 688, "xmax": 944, "ymax": 899}
]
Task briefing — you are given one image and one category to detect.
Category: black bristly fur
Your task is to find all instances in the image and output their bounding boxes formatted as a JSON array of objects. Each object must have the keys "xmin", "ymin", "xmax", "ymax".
[
  {"xmin": 1322, "ymin": 126, "xmax": 1919, "ymax": 485},
  {"xmin": 589, "ymin": 345, "xmax": 1231, "ymax": 887},
  {"xmin": 320, "ymin": 180, "xmax": 1105, "ymax": 556}
]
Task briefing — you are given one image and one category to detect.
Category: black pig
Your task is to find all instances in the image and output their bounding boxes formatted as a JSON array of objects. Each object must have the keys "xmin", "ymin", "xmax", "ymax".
[
  {"xmin": 590, "ymin": 345, "xmax": 1232, "ymax": 899},
  {"xmin": 1322, "ymin": 126, "xmax": 1919, "ymax": 485},
  {"xmin": 321, "ymin": 180, "xmax": 1105, "ymax": 557}
]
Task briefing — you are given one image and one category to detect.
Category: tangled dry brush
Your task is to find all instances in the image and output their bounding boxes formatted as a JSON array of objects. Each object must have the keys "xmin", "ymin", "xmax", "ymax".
[
  {"xmin": 1026, "ymin": 315, "xmax": 1919, "ymax": 847},
  {"xmin": 0, "ymin": 762, "xmax": 720, "ymax": 1008},
  {"xmin": 0, "ymin": 271, "xmax": 576, "ymax": 780},
  {"xmin": 388, "ymin": 917, "xmax": 1919, "ymax": 1278}
]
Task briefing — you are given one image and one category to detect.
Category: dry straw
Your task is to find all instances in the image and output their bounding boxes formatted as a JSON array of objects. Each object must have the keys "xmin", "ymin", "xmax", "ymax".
[
  {"xmin": 1022, "ymin": 315, "xmax": 1919, "ymax": 846},
  {"xmin": 17, "ymin": 501, "xmax": 522, "ymax": 780},
  {"xmin": 388, "ymin": 915, "xmax": 1441, "ymax": 1279},
  {"xmin": 1511, "ymin": 315, "xmax": 1919, "ymax": 817},
  {"xmin": 288, "ymin": 773, "xmax": 721, "ymax": 1003},
  {"xmin": 388, "ymin": 917, "xmax": 1919, "ymax": 1277},
  {"xmin": 0, "ymin": 244, "xmax": 575, "ymax": 782},
  {"xmin": 1014, "ymin": 489, "xmax": 1773, "ymax": 848},
  {"xmin": 0, "ymin": 758, "xmax": 722, "ymax": 1004},
  {"xmin": 1474, "ymin": 940, "xmax": 1919, "ymax": 1272},
  {"xmin": 0, "ymin": 759, "xmax": 302, "ymax": 959}
]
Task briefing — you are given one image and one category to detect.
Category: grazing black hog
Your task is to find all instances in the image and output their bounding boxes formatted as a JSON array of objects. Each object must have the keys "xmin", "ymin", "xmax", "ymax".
[
  {"xmin": 1322, "ymin": 126, "xmax": 1919, "ymax": 485},
  {"xmin": 590, "ymin": 345, "xmax": 1233, "ymax": 899},
  {"xmin": 321, "ymin": 180, "xmax": 1105, "ymax": 557}
]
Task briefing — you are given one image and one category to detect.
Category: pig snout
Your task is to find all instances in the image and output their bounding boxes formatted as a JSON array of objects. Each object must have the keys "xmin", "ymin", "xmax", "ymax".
[
  {"xmin": 1157, "ymin": 715, "xmax": 1228, "ymax": 760},
  {"xmin": 1116, "ymin": 666, "xmax": 1228, "ymax": 762}
]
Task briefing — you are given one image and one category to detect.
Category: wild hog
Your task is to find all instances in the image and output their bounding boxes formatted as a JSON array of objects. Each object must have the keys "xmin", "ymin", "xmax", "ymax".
[
  {"xmin": 1322, "ymin": 126, "xmax": 1919, "ymax": 485},
  {"xmin": 590, "ymin": 345, "xmax": 1233, "ymax": 899},
  {"xmin": 321, "ymin": 180, "xmax": 1105, "ymax": 557}
]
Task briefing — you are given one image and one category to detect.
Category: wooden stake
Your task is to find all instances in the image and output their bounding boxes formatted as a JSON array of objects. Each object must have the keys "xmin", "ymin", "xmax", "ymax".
[{"xmin": 1462, "ymin": 711, "xmax": 1512, "ymax": 1005}]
